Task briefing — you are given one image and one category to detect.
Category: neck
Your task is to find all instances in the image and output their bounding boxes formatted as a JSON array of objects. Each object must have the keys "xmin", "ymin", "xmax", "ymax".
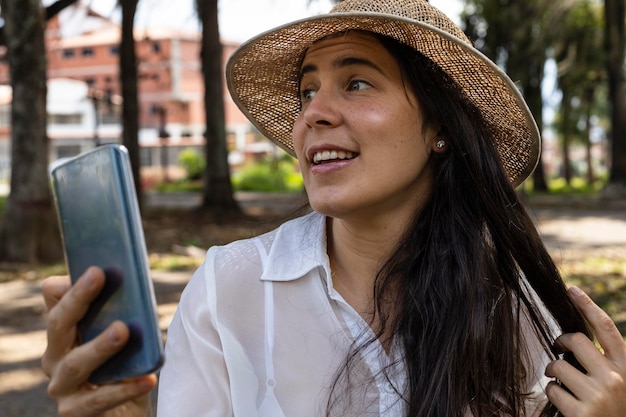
[{"xmin": 326, "ymin": 214, "xmax": 405, "ymax": 318}]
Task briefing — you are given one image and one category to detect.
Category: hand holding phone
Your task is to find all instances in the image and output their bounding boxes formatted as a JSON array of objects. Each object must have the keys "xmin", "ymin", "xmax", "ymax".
[
  {"xmin": 42, "ymin": 270, "xmax": 157, "ymax": 417},
  {"xmin": 49, "ymin": 144, "xmax": 163, "ymax": 385}
]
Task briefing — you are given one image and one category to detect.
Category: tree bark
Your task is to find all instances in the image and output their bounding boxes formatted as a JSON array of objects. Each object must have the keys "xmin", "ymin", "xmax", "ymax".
[
  {"xmin": 583, "ymin": 87, "xmax": 595, "ymax": 184},
  {"xmin": 197, "ymin": 0, "xmax": 239, "ymax": 212},
  {"xmin": 119, "ymin": 0, "xmax": 143, "ymax": 206},
  {"xmin": 525, "ymin": 56, "xmax": 549, "ymax": 192},
  {"xmin": 560, "ymin": 89, "xmax": 573, "ymax": 185},
  {"xmin": 0, "ymin": 0, "xmax": 62, "ymax": 264},
  {"xmin": 604, "ymin": 0, "xmax": 626, "ymax": 193}
]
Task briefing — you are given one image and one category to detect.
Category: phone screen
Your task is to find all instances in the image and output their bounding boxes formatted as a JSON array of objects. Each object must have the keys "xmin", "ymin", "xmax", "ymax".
[{"xmin": 50, "ymin": 145, "xmax": 163, "ymax": 384}]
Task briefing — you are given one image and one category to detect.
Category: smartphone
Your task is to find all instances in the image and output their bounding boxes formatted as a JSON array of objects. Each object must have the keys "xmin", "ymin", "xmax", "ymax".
[{"xmin": 49, "ymin": 144, "xmax": 164, "ymax": 384}]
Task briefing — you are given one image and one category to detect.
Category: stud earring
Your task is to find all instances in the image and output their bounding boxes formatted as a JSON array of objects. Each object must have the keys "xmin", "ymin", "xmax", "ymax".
[{"xmin": 436, "ymin": 140, "xmax": 446, "ymax": 149}]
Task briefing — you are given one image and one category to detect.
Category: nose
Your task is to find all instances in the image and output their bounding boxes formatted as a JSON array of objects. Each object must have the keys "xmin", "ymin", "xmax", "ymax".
[{"xmin": 299, "ymin": 87, "xmax": 342, "ymax": 128}]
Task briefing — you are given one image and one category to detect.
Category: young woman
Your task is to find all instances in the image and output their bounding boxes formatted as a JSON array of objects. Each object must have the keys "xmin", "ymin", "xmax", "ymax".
[{"xmin": 42, "ymin": 1, "xmax": 626, "ymax": 416}]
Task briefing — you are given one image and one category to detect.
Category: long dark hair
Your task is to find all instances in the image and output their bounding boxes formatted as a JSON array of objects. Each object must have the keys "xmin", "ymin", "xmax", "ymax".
[{"xmin": 326, "ymin": 33, "xmax": 590, "ymax": 417}]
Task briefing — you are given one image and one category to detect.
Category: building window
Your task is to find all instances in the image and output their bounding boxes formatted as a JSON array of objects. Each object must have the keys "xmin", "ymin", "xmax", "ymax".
[
  {"xmin": 110, "ymin": 46, "xmax": 119, "ymax": 55},
  {"xmin": 62, "ymin": 49, "xmax": 75, "ymax": 59},
  {"xmin": 101, "ymin": 103, "xmax": 122, "ymax": 125},
  {"xmin": 49, "ymin": 113, "xmax": 83, "ymax": 125},
  {"xmin": 81, "ymin": 47, "xmax": 94, "ymax": 57},
  {"xmin": 152, "ymin": 41, "xmax": 161, "ymax": 53}
]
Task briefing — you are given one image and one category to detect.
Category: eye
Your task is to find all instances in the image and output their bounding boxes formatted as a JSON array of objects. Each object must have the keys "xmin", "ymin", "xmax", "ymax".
[
  {"xmin": 300, "ymin": 88, "xmax": 316, "ymax": 102},
  {"xmin": 348, "ymin": 79, "xmax": 372, "ymax": 91}
]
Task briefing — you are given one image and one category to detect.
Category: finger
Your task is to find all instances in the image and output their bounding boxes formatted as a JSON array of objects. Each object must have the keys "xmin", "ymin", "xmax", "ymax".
[
  {"xmin": 41, "ymin": 275, "xmax": 72, "ymax": 311},
  {"xmin": 545, "ymin": 380, "xmax": 581, "ymax": 417},
  {"xmin": 545, "ymin": 358, "xmax": 593, "ymax": 400},
  {"xmin": 555, "ymin": 332, "xmax": 606, "ymax": 376},
  {"xmin": 45, "ymin": 267, "xmax": 105, "ymax": 351},
  {"xmin": 57, "ymin": 375, "xmax": 156, "ymax": 417},
  {"xmin": 43, "ymin": 268, "xmax": 106, "ymax": 374},
  {"xmin": 48, "ymin": 321, "xmax": 129, "ymax": 397},
  {"xmin": 568, "ymin": 286, "xmax": 625, "ymax": 364}
]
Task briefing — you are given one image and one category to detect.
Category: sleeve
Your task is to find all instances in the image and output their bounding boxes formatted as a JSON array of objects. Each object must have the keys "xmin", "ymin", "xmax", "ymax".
[{"xmin": 156, "ymin": 247, "xmax": 234, "ymax": 417}]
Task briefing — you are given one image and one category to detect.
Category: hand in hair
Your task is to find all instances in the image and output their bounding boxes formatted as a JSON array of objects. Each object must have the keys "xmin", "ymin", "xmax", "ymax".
[{"xmin": 544, "ymin": 286, "xmax": 626, "ymax": 417}]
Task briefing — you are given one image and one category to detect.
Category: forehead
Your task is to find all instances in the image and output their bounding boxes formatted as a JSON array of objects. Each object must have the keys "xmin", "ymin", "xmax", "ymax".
[{"xmin": 300, "ymin": 31, "xmax": 392, "ymax": 66}]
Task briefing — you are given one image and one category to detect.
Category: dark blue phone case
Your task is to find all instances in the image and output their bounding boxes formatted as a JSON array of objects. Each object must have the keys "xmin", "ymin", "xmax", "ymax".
[{"xmin": 50, "ymin": 144, "xmax": 164, "ymax": 384}]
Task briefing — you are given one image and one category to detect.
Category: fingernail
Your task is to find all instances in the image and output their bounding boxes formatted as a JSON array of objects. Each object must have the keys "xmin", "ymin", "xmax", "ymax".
[
  {"xmin": 569, "ymin": 286, "xmax": 584, "ymax": 297},
  {"xmin": 137, "ymin": 378, "xmax": 154, "ymax": 393},
  {"xmin": 84, "ymin": 267, "xmax": 96, "ymax": 287},
  {"xmin": 108, "ymin": 327, "xmax": 122, "ymax": 345}
]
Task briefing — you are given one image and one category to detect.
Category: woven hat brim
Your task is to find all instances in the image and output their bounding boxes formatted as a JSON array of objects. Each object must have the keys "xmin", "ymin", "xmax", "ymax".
[{"xmin": 226, "ymin": 12, "xmax": 540, "ymax": 187}]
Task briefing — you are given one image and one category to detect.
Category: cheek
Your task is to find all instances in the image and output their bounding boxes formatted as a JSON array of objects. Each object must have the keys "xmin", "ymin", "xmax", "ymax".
[{"xmin": 291, "ymin": 117, "xmax": 306, "ymax": 158}]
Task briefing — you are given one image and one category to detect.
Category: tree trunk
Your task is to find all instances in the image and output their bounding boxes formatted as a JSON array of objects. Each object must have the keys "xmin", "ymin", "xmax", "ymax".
[
  {"xmin": 197, "ymin": 0, "xmax": 239, "ymax": 212},
  {"xmin": 525, "ymin": 58, "xmax": 549, "ymax": 192},
  {"xmin": 119, "ymin": 0, "xmax": 143, "ymax": 206},
  {"xmin": 583, "ymin": 87, "xmax": 595, "ymax": 184},
  {"xmin": 0, "ymin": 0, "xmax": 62, "ymax": 264},
  {"xmin": 604, "ymin": 0, "xmax": 626, "ymax": 194},
  {"xmin": 508, "ymin": 26, "xmax": 549, "ymax": 192},
  {"xmin": 560, "ymin": 89, "xmax": 573, "ymax": 185}
]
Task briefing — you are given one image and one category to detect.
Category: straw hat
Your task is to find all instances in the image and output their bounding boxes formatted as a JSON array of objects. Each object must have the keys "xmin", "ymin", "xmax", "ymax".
[{"xmin": 226, "ymin": 0, "xmax": 540, "ymax": 187}]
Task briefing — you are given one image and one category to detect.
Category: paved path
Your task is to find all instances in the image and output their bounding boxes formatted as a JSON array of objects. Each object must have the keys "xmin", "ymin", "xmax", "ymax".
[{"xmin": 0, "ymin": 201, "xmax": 625, "ymax": 416}]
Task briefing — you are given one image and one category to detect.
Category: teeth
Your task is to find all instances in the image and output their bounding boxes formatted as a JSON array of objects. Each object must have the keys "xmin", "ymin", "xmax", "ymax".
[{"xmin": 313, "ymin": 150, "xmax": 355, "ymax": 164}]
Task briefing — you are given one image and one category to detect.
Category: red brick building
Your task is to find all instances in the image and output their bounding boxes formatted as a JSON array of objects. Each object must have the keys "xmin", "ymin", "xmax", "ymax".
[{"xmin": 0, "ymin": 6, "xmax": 273, "ymax": 182}]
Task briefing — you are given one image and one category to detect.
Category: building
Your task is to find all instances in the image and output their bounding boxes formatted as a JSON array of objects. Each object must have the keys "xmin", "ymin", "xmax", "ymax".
[{"xmin": 0, "ymin": 4, "xmax": 274, "ymax": 183}]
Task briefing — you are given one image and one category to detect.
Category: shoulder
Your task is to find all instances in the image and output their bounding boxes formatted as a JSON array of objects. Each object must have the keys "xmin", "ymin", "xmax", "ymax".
[{"xmin": 205, "ymin": 211, "xmax": 326, "ymax": 285}]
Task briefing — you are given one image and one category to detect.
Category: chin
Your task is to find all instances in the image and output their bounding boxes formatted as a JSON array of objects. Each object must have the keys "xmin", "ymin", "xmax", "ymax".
[{"xmin": 308, "ymin": 200, "xmax": 354, "ymax": 220}]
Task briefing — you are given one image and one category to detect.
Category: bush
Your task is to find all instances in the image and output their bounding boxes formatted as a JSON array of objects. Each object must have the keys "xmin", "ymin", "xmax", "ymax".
[
  {"xmin": 548, "ymin": 177, "xmax": 605, "ymax": 195},
  {"xmin": 178, "ymin": 148, "xmax": 205, "ymax": 181},
  {"xmin": 153, "ymin": 180, "xmax": 203, "ymax": 193},
  {"xmin": 233, "ymin": 156, "xmax": 303, "ymax": 193}
]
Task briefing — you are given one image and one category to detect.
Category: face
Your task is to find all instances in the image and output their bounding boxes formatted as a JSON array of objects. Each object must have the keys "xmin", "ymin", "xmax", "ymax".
[{"xmin": 292, "ymin": 31, "xmax": 438, "ymax": 223}]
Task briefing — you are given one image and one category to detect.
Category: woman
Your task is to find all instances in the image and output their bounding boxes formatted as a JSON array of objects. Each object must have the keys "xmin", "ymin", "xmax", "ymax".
[{"xmin": 42, "ymin": 0, "xmax": 626, "ymax": 416}]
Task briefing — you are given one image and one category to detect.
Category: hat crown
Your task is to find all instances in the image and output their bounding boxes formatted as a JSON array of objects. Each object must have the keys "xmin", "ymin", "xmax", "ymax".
[
  {"xmin": 330, "ymin": 0, "xmax": 472, "ymax": 46},
  {"xmin": 227, "ymin": 0, "xmax": 541, "ymax": 187}
]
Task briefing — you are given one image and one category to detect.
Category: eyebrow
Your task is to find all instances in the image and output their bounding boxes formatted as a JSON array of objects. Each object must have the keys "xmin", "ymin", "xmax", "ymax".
[{"xmin": 300, "ymin": 56, "xmax": 385, "ymax": 78}]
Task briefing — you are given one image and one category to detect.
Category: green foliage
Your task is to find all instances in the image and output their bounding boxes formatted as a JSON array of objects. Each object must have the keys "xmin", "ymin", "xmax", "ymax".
[
  {"xmin": 548, "ymin": 176, "xmax": 606, "ymax": 195},
  {"xmin": 0, "ymin": 195, "xmax": 5, "ymax": 217},
  {"xmin": 154, "ymin": 180, "xmax": 203, "ymax": 192},
  {"xmin": 232, "ymin": 156, "xmax": 303, "ymax": 193},
  {"xmin": 178, "ymin": 148, "xmax": 205, "ymax": 181},
  {"xmin": 523, "ymin": 175, "xmax": 608, "ymax": 196},
  {"xmin": 560, "ymin": 256, "xmax": 626, "ymax": 337}
]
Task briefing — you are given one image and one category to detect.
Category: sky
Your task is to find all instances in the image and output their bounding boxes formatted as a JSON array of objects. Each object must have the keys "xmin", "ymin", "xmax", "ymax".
[{"xmin": 82, "ymin": 0, "xmax": 463, "ymax": 43}]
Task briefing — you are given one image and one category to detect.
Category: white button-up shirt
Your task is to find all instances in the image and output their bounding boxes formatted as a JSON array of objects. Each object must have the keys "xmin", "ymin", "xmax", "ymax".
[{"xmin": 157, "ymin": 212, "xmax": 554, "ymax": 416}]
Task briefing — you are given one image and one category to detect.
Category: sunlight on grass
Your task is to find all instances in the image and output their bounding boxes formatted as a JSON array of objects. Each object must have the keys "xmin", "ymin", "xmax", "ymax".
[
  {"xmin": 148, "ymin": 253, "xmax": 203, "ymax": 272},
  {"xmin": 559, "ymin": 257, "xmax": 626, "ymax": 338}
]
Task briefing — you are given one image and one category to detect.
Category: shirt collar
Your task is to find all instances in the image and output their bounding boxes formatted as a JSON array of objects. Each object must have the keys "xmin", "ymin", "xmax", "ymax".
[{"xmin": 259, "ymin": 211, "xmax": 330, "ymax": 282}]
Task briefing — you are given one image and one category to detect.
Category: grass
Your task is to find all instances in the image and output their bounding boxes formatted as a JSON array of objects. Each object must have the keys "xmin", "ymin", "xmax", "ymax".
[{"xmin": 559, "ymin": 256, "xmax": 626, "ymax": 339}]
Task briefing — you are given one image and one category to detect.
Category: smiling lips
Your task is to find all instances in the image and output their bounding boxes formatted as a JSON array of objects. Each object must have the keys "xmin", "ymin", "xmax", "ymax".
[{"xmin": 312, "ymin": 150, "xmax": 357, "ymax": 165}]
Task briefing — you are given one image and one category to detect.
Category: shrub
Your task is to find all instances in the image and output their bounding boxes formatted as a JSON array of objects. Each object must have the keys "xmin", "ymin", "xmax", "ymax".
[
  {"xmin": 178, "ymin": 148, "xmax": 205, "ymax": 180},
  {"xmin": 233, "ymin": 156, "xmax": 303, "ymax": 193}
]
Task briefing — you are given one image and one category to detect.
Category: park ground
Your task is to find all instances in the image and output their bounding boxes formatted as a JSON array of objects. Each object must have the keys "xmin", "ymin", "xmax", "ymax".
[{"xmin": 0, "ymin": 192, "xmax": 625, "ymax": 416}]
